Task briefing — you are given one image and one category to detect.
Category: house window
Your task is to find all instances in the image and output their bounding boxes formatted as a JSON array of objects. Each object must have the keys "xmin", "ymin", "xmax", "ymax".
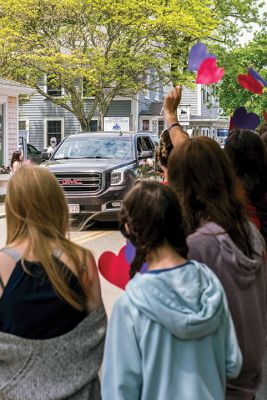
[
  {"xmin": 158, "ymin": 120, "xmax": 165, "ymax": 135},
  {"xmin": 90, "ymin": 120, "xmax": 97, "ymax": 132},
  {"xmin": 46, "ymin": 119, "xmax": 63, "ymax": 147},
  {"xmin": 201, "ymin": 127, "xmax": 210, "ymax": 136},
  {"xmin": 142, "ymin": 120, "xmax": 150, "ymax": 131},
  {"xmin": 47, "ymin": 75, "xmax": 62, "ymax": 97},
  {"xmin": 19, "ymin": 119, "xmax": 29, "ymax": 142},
  {"xmin": 19, "ymin": 120, "xmax": 27, "ymax": 130}
]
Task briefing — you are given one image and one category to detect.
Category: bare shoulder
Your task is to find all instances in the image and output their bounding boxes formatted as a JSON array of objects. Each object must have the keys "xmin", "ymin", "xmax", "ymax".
[
  {"xmin": 0, "ymin": 250, "xmax": 17, "ymax": 287},
  {"xmin": 0, "ymin": 250, "xmax": 17, "ymax": 267}
]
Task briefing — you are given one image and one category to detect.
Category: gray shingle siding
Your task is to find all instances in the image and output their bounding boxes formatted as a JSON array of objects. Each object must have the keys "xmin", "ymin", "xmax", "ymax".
[
  {"xmin": 106, "ymin": 101, "xmax": 131, "ymax": 117},
  {"xmin": 180, "ymin": 87, "xmax": 198, "ymax": 116},
  {"xmin": 19, "ymin": 94, "xmax": 133, "ymax": 149}
]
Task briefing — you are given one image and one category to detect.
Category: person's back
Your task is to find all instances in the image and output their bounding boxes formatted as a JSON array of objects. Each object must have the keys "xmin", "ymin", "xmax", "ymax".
[
  {"xmin": 224, "ymin": 129, "xmax": 267, "ymax": 247},
  {"xmin": 0, "ymin": 165, "xmax": 106, "ymax": 399},
  {"xmin": 167, "ymin": 132, "xmax": 267, "ymax": 400},
  {"xmin": 186, "ymin": 221, "xmax": 266, "ymax": 399},
  {"xmin": 101, "ymin": 182, "xmax": 242, "ymax": 400}
]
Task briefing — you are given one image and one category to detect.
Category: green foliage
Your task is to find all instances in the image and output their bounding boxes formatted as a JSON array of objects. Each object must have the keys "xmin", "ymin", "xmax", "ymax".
[
  {"xmin": 215, "ymin": 31, "xmax": 267, "ymax": 119},
  {"xmin": 0, "ymin": 0, "xmax": 264, "ymax": 129}
]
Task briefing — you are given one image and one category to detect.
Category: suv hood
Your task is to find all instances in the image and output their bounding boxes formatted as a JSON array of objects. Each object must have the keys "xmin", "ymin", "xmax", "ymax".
[{"xmin": 42, "ymin": 158, "xmax": 133, "ymax": 173}]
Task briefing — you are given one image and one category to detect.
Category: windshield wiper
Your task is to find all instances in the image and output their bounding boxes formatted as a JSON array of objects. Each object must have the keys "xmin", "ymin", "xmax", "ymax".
[{"xmin": 79, "ymin": 156, "xmax": 111, "ymax": 159}]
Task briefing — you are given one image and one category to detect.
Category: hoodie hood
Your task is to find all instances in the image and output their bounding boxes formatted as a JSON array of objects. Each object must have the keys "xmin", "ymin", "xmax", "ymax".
[
  {"xmin": 126, "ymin": 260, "xmax": 227, "ymax": 340},
  {"xmin": 196, "ymin": 221, "xmax": 266, "ymax": 289}
]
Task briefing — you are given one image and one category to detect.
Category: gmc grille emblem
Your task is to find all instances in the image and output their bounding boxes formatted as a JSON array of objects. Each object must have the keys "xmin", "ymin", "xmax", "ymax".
[{"xmin": 60, "ymin": 179, "xmax": 82, "ymax": 185}]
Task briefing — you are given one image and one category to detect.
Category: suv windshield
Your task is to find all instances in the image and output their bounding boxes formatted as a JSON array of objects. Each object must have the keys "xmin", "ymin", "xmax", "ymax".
[{"xmin": 53, "ymin": 137, "xmax": 133, "ymax": 160}]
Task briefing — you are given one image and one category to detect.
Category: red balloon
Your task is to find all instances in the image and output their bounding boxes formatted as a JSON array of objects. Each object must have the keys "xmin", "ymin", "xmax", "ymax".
[
  {"xmin": 237, "ymin": 73, "xmax": 263, "ymax": 95},
  {"xmin": 98, "ymin": 245, "xmax": 130, "ymax": 290},
  {"xmin": 196, "ymin": 58, "xmax": 224, "ymax": 84}
]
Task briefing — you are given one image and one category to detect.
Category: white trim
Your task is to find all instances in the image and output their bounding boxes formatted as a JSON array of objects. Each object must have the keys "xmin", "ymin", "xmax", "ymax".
[
  {"xmin": 0, "ymin": 95, "xmax": 7, "ymax": 103},
  {"xmin": 0, "ymin": 96, "xmax": 8, "ymax": 166},
  {"xmin": 19, "ymin": 118, "xmax": 30, "ymax": 142},
  {"xmin": 44, "ymin": 117, "xmax": 64, "ymax": 147},
  {"xmin": 0, "ymin": 103, "xmax": 9, "ymax": 165},
  {"xmin": 131, "ymin": 97, "xmax": 138, "ymax": 131},
  {"xmin": 0, "ymin": 85, "xmax": 34, "ymax": 96}
]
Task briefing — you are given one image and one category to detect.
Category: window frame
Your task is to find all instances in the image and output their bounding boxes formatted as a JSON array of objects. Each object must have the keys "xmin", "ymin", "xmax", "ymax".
[
  {"xmin": 19, "ymin": 119, "xmax": 30, "ymax": 142},
  {"xmin": 44, "ymin": 117, "xmax": 64, "ymax": 147}
]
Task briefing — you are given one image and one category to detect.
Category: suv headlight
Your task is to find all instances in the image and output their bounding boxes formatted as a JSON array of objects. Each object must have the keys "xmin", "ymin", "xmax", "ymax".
[{"xmin": 111, "ymin": 169, "xmax": 126, "ymax": 186}]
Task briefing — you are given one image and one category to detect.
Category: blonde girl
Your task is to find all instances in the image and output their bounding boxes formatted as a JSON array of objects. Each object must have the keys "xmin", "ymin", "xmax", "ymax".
[{"xmin": 0, "ymin": 165, "xmax": 106, "ymax": 399}]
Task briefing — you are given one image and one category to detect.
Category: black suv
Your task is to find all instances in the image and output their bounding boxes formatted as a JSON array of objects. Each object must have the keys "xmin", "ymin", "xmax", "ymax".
[{"xmin": 42, "ymin": 131, "xmax": 159, "ymax": 226}]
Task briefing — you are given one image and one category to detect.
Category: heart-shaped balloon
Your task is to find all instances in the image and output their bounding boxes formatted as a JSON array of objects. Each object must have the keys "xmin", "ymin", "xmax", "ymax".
[
  {"xmin": 248, "ymin": 68, "xmax": 267, "ymax": 87},
  {"xmin": 98, "ymin": 245, "xmax": 130, "ymax": 290},
  {"xmin": 124, "ymin": 241, "xmax": 148, "ymax": 273},
  {"xmin": 237, "ymin": 73, "xmax": 263, "ymax": 95},
  {"xmin": 196, "ymin": 58, "xmax": 224, "ymax": 84},
  {"xmin": 263, "ymin": 111, "xmax": 267, "ymax": 123},
  {"xmin": 188, "ymin": 43, "xmax": 216, "ymax": 72},
  {"xmin": 232, "ymin": 107, "xmax": 260, "ymax": 130},
  {"xmin": 124, "ymin": 241, "xmax": 136, "ymax": 264}
]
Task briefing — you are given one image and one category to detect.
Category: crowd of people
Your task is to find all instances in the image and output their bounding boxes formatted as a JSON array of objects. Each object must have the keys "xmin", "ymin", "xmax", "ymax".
[{"xmin": 0, "ymin": 86, "xmax": 266, "ymax": 400}]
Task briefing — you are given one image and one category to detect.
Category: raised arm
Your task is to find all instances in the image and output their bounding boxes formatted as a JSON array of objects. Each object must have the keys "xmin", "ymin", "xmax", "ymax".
[{"xmin": 163, "ymin": 86, "xmax": 189, "ymax": 147}]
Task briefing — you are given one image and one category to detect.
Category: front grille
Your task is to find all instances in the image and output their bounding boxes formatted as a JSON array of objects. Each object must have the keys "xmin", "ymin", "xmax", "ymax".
[{"xmin": 55, "ymin": 173, "xmax": 102, "ymax": 194}]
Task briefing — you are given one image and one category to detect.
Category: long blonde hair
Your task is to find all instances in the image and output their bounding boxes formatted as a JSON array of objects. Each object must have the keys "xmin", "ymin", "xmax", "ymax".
[{"xmin": 5, "ymin": 165, "xmax": 88, "ymax": 310}]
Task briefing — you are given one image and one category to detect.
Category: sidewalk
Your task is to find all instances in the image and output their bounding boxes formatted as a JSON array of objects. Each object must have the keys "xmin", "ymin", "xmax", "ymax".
[{"xmin": 0, "ymin": 203, "xmax": 5, "ymax": 219}]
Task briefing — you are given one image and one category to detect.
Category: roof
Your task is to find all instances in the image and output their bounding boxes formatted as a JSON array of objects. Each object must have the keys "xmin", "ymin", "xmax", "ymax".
[
  {"xmin": 139, "ymin": 101, "xmax": 163, "ymax": 116},
  {"xmin": 0, "ymin": 77, "xmax": 35, "ymax": 95}
]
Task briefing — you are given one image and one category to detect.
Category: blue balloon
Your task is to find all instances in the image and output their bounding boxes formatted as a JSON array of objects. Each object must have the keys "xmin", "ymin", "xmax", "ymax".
[{"xmin": 248, "ymin": 68, "xmax": 267, "ymax": 87}]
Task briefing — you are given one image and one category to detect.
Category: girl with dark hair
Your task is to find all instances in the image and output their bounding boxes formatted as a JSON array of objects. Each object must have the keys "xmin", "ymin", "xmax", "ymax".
[
  {"xmin": 157, "ymin": 128, "xmax": 173, "ymax": 183},
  {"xmin": 10, "ymin": 150, "xmax": 23, "ymax": 173},
  {"xmin": 101, "ymin": 181, "xmax": 242, "ymax": 400},
  {"xmin": 164, "ymin": 86, "xmax": 267, "ymax": 400},
  {"xmin": 224, "ymin": 129, "xmax": 267, "ymax": 247}
]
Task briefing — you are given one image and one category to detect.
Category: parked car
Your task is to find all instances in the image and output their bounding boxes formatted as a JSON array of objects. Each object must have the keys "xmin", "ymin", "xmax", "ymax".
[
  {"xmin": 42, "ymin": 131, "xmax": 160, "ymax": 227},
  {"xmin": 19, "ymin": 135, "xmax": 43, "ymax": 164}
]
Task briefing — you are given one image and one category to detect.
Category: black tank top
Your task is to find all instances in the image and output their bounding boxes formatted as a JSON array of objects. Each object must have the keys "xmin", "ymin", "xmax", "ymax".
[{"xmin": 0, "ymin": 247, "xmax": 87, "ymax": 339}]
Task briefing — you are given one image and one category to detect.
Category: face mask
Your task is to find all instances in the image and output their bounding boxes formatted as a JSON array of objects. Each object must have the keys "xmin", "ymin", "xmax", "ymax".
[{"xmin": 119, "ymin": 223, "xmax": 128, "ymax": 238}]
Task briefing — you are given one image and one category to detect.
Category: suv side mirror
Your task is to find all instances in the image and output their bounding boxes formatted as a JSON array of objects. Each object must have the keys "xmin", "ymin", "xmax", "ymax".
[
  {"xmin": 42, "ymin": 151, "xmax": 51, "ymax": 161},
  {"xmin": 138, "ymin": 150, "xmax": 153, "ymax": 159}
]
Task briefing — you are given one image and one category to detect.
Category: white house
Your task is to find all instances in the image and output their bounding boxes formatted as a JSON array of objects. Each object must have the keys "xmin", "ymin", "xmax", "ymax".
[{"xmin": 0, "ymin": 78, "xmax": 35, "ymax": 167}]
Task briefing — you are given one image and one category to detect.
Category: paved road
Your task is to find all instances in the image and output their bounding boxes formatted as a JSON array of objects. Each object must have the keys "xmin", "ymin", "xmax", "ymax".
[{"xmin": 0, "ymin": 217, "xmax": 266, "ymax": 397}]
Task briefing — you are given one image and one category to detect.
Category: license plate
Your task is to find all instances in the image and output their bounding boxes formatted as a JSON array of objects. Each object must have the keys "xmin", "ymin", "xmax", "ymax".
[{"xmin": 68, "ymin": 204, "xmax": 80, "ymax": 214}]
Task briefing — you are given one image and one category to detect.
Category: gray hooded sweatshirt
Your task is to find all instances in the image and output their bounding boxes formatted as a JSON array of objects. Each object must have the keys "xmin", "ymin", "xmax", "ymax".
[
  {"xmin": 187, "ymin": 221, "xmax": 267, "ymax": 400},
  {"xmin": 0, "ymin": 304, "xmax": 106, "ymax": 400}
]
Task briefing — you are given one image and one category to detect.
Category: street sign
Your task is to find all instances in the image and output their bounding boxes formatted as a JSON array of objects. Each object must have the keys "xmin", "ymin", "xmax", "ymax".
[
  {"xmin": 104, "ymin": 117, "xmax": 129, "ymax": 131},
  {"xmin": 177, "ymin": 105, "xmax": 190, "ymax": 122}
]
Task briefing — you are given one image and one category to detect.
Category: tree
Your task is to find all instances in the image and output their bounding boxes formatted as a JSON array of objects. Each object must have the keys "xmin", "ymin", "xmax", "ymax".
[
  {"xmin": 0, "ymin": 0, "xmax": 264, "ymax": 130},
  {"xmin": 215, "ymin": 31, "xmax": 267, "ymax": 118}
]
